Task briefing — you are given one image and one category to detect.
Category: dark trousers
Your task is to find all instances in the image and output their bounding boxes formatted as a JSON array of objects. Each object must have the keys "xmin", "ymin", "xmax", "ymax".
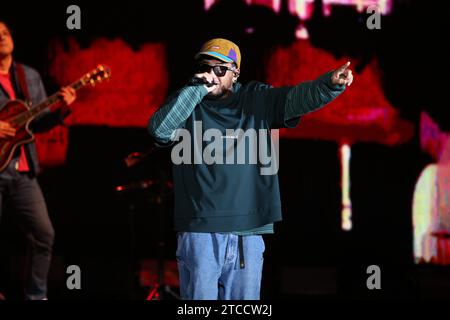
[{"xmin": 0, "ymin": 170, "xmax": 54, "ymax": 300}]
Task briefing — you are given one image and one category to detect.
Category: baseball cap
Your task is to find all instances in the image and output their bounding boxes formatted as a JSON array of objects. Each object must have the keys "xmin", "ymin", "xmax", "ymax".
[{"xmin": 195, "ymin": 38, "xmax": 241, "ymax": 69}]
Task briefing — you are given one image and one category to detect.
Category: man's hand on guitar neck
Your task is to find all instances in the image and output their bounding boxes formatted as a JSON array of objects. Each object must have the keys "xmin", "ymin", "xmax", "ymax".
[
  {"xmin": 58, "ymin": 86, "xmax": 77, "ymax": 106},
  {"xmin": 0, "ymin": 121, "xmax": 16, "ymax": 138}
]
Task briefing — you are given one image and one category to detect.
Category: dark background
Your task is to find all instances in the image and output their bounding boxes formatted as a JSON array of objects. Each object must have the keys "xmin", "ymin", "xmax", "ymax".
[{"xmin": 0, "ymin": 0, "xmax": 449, "ymax": 299}]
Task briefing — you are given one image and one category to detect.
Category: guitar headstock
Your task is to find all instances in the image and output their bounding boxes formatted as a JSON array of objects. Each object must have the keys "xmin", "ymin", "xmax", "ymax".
[{"xmin": 82, "ymin": 64, "xmax": 112, "ymax": 87}]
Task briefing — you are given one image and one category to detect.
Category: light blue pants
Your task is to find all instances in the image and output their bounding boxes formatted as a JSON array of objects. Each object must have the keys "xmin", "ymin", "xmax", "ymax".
[{"xmin": 176, "ymin": 232, "xmax": 265, "ymax": 300}]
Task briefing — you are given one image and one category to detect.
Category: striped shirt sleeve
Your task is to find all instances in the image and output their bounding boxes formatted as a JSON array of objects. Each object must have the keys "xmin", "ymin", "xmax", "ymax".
[{"xmin": 148, "ymin": 85, "xmax": 208, "ymax": 145}]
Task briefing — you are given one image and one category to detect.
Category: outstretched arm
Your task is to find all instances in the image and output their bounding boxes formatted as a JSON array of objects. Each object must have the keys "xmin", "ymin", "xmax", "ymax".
[{"xmin": 284, "ymin": 61, "xmax": 353, "ymax": 121}]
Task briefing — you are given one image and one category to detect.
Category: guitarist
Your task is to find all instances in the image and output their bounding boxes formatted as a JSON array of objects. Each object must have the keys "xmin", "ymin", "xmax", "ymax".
[{"xmin": 0, "ymin": 20, "xmax": 76, "ymax": 300}]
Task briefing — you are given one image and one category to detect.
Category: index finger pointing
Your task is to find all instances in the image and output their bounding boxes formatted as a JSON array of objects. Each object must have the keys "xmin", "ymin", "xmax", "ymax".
[{"xmin": 338, "ymin": 61, "xmax": 351, "ymax": 72}]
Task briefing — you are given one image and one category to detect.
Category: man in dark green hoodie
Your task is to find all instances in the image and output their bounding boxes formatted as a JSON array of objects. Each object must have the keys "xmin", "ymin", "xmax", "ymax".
[{"xmin": 148, "ymin": 38, "xmax": 353, "ymax": 300}]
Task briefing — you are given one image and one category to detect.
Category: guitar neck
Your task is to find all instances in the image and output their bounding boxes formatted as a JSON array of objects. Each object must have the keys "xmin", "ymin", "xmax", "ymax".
[
  {"xmin": 27, "ymin": 78, "xmax": 85, "ymax": 120},
  {"xmin": 9, "ymin": 64, "xmax": 110, "ymax": 126}
]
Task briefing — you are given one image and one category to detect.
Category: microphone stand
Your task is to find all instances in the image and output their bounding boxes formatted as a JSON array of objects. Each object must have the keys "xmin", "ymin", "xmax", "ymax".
[
  {"xmin": 146, "ymin": 169, "xmax": 179, "ymax": 300},
  {"xmin": 120, "ymin": 147, "xmax": 179, "ymax": 299}
]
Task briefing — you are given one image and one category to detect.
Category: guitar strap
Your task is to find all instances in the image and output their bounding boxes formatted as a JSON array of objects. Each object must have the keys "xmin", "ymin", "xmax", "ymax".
[
  {"xmin": 14, "ymin": 64, "xmax": 32, "ymax": 172},
  {"xmin": 16, "ymin": 63, "xmax": 31, "ymax": 105}
]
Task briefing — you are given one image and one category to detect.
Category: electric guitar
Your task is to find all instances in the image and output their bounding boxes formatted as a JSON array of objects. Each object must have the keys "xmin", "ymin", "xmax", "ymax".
[{"xmin": 0, "ymin": 64, "xmax": 111, "ymax": 172}]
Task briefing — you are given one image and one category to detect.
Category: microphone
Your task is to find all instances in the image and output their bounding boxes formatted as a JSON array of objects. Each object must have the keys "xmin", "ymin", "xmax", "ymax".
[{"xmin": 189, "ymin": 77, "xmax": 218, "ymax": 87}]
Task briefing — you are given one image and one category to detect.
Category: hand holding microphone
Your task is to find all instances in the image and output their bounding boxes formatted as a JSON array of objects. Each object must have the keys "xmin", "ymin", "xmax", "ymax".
[{"xmin": 191, "ymin": 71, "xmax": 218, "ymax": 92}]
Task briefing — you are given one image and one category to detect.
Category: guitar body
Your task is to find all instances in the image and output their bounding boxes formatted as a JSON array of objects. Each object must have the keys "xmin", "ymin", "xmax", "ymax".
[
  {"xmin": 0, "ymin": 64, "xmax": 110, "ymax": 172},
  {"xmin": 0, "ymin": 100, "xmax": 35, "ymax": 172}
]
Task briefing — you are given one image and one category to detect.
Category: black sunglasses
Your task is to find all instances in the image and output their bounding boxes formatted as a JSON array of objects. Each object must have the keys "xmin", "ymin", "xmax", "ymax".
[{"xmin": 195, "ymin": 63, "xmax": 235, "ymax": 77}]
